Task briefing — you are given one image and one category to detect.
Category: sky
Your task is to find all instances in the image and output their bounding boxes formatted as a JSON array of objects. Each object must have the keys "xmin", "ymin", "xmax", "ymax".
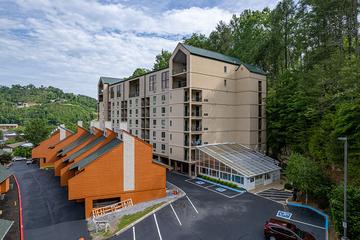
[{"xmin": 0, "ymin": 0, "xmax": 279, "ymax": 98}]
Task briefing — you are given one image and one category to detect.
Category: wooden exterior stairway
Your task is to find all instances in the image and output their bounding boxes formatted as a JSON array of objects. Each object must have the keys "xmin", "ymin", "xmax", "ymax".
[{"xmin": 92, "ymin": 198, "xmax": 133, "ymax": 217}]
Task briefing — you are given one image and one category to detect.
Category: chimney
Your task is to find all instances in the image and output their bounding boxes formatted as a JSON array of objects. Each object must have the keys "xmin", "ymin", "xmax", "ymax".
[
  {"xmin": 77, "ymin": 121, "xmax": 83, "ymax": 127},
  {"xmin": 59, "ymin": 124, "xmax": 66, "ymax": 140}
]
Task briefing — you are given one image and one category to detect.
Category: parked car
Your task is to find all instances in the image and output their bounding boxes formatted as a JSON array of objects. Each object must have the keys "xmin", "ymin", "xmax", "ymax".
[
  {"xmin": 12, "ymin": 156, "xmax": 26, "ymax": 161},
  {"xmin": 26, "ymin": 159, "xmax": 34, "ymax": 165},
  {"xmin": 264, "ymin": 218, "xmax": 316, "ymax": 240}
]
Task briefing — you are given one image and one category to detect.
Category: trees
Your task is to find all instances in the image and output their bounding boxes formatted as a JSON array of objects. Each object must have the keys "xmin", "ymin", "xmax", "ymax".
[
  {"xmin": 23, "ymin": 119, "xmax": 51, "ymax": 146},
  {"xmin": 330, "ymin": 185, "xmax": 360, "ymax": 239},
  {"xmin": 0, "ymin": 152, "xmax": 12, "ymax": 165},
  {"xmin": 153, "ymin": 50, "xmax": 172, "ymax": 70},
  {"xmin": 129, "ymin": 68, "xmax": 150, "ymax": 79},
  {"xmin": 285, "ymin": 153, "xmax": 325, "ymax": 203},
  {"xmin": 13, "ymin": 147, "xmax": 31, "ymax": 158}
]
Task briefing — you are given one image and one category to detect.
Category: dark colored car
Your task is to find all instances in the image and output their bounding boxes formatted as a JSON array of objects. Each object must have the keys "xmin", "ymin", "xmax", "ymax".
[{"xmin": 264, "ymin": 218, "xmax": 316, "ymax": 240}]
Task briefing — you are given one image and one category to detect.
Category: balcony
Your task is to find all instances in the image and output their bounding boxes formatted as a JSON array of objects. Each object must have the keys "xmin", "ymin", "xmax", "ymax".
[
  {"xmin": 172, "ymin": 67, "xmax": 187, "ymax": 76},
  {"xmin": 191, "ymin": 110, "xmax": 202, "ymax": 117},
  {"xmin": 191, "ymin": 125, "xmax": 202, "ymax": 131},
  {"xmin": 191, "ymin": 139, "xmax": 202, "ymax": 146}
]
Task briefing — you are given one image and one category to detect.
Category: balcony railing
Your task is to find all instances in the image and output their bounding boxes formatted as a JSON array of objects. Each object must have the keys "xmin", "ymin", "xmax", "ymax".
[
  {"xmin": 192, "ymin": 96, "xmax": 202, "ymax": 102},
  {"xmin": 172, "ymin": 68, "xmax": 187, "ymax": 75},
  {"xmin": 191, "ymin": 139, "xmax": 202, "ymax": 146},
  {"xmin": 191, "ymin": 126, "xmax": 202, "ymax": 131},
  {"xmin": 191, "ymin": 111, "xmax": 202, "ymax": 117},
  {"xmin": 184, "ymin": 126, "xmax": 189, "ymax": 131}
]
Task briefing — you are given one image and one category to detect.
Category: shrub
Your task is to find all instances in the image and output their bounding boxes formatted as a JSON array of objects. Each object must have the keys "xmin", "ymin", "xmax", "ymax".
[{"xmin": 284, "ymin": 182, "xmax": 293, "ymax": 190}]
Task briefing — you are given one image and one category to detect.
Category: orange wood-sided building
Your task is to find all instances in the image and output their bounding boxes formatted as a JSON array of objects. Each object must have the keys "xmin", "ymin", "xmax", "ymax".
[
  {"xmin": 0, "ymin": 165, "xmax": 12, "ymax": 194},
  {"xmin": 67, "ymin": 131, "xmax": 166, "ymax": 218},
  {"xmin": 35, "ymin": 126, "xmax": 167, "ymax": 219}
]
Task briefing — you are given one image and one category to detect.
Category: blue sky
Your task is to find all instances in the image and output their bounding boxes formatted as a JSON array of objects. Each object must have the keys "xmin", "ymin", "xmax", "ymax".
[{"xmin": 0, "ymin": 0, "xmax": 279, "ymax": 97}]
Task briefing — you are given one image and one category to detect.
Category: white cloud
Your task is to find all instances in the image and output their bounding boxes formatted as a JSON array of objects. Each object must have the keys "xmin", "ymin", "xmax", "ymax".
[{"xmin": 0, "ymin": 0, "xmax": 274, "ymax": 97}]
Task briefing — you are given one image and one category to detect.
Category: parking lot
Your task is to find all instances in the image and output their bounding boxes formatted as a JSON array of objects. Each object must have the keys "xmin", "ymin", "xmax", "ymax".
[
  {"xmin": 113, "ymin": 173, "xmax": 326, "ymax": 240},
  {"xmin": 10, "ymin": 161, "xmax": 90, "ymax": 240}
]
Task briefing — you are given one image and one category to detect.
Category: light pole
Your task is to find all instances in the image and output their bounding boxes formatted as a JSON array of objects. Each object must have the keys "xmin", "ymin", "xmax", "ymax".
[{"xmin": 338, "ymin": 137, "xmax": 348, "ymax": 240}]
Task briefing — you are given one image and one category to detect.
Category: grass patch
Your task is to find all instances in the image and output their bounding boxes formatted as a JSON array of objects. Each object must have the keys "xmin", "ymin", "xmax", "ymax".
[{"xmin": 198, "ymin": 174, "xmax": 244, "ymax": 190}]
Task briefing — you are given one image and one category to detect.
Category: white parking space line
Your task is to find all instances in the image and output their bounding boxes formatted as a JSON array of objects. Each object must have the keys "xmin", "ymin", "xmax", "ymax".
[
  {"xmin": 170, "ymin": 203, "xmax": 182, "ymax": 226},
  {"xmin": 186, "ymin": 195, "xmax": 199, "ymax": 214},
  {"xmin": 288, "ymin": 218, "xmax": 326, "ymax": 230},
  {"xmin": 185, "ymin": 179, "xmax": 239, "ymax": 199},
  {"xmin": 205, "ymin": 184, "xmax": 215, "ymax": 188},
  {"xmin": 153, "ymin": 213, "xmax": 163, "ymax": 240},
  {"xmin": 132, "ymin": 226, "xmax": 136, "ymax": 240}
]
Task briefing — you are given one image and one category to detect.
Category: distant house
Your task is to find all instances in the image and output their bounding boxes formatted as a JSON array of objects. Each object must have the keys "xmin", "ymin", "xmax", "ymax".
[
  {"xmin": 0, "ymin": 124, "xmax": 18, "ymax": 131},
  {"xmin": 0, "ymin": 165, "xmax": 12, "ymax": 194},
  {"xmin": 3, "ymin": 141, "xmax": 31, "ymax": 153}
]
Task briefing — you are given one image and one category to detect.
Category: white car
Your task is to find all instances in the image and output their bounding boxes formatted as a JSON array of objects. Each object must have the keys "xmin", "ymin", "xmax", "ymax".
[{"xmin": 12, "ymin": 156, "xmax": 26, "ymax": 161}]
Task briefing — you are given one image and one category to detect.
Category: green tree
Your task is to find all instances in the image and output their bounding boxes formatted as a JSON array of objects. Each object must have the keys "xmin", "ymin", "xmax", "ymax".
[
  {"xmin": 24, "ymin": 119, "xmax": 51, "ymax": 145},
  {"xmin": 129, "ymin": 68, "xmax": 150, "ymax": 79},
  {"xmin": 330, "ymin": 185, "xmax": 360, "ymax": 239},
  {"xmin": 153, "ymin": 50, "xmax": 172, "ymax": 70},
  {"xmin": 0, "ymin": 152, "xmax": 12, "ymax": 165},
  {"xmin": 0, "ymin": 130, "xmax": 3, "ymax": 140},
  {"xmin": 285, "ymin": 153, "xmax": 325, "ymax": 203},
  {"xmin": 13, "ymin": 147, "xmax": 31, "ymax": 158}
]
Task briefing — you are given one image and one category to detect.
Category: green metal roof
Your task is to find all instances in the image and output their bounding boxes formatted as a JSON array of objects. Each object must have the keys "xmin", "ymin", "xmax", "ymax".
[
  {"xmin": 0, "ymin": 165, "xmax": 12, "ymax": 184},
  {"xmin": 63, "ymin": 136, "xmax": 106, "ymax": 163},
  {"xmin": 0, "ymin": 219, "xmax": 13, "ymax": 240},
  {"xmin": 181, "ymin": 43, "xmax": 266, "ymax": 75},
  {"xmin": 99, "ymin": 77, "xmax": 124, "ymax": 85},
  {"xmin": 69, "ymin": 138, "xmax": 121, "ymax": 171},
  {"xmin": 58, "ymin": 133, "xmax": 92, "ymax": 156}
]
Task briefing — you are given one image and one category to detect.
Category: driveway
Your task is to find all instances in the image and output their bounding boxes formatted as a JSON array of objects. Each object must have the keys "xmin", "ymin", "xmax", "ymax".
[
  {"xmin": 113, "ymin": 172, "xmax": 326, "ymax": 240},
  {"xmin": 10, "ymin": 161, "xmax": 90, "ymax": 240}
]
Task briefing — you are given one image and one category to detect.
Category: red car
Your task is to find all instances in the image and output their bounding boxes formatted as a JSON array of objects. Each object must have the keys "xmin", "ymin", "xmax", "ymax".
[{"xmin": 264, "ymin": 218, "xmax": 316, "ymax": 240}]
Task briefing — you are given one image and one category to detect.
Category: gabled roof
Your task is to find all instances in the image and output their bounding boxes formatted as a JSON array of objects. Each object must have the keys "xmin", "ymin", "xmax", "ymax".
[
  {"xmin": 58, "ymin": 133, "xmax": 92, "ymax": 156},
  {"xmin": 0, "ymin": 165, "xmax": 12, "ymax": 183},
  {"xmin": 69, "ymin": 138, "xmax": 121, "ymax": 171},
  {"xmin": 4, "ymin": 141, "xmax": 27, "ymax": 149},
  {"xmin": 197, "ymin": 143, "xmax": 280, "ymax": 178},
  {"xmin": 180, "ymin": 43, "xmax": 266, "ymax": 75},
  {"xmin": 0, "ymin": 219, "xmax": 13, "ymax": 240},
  {"xmin": 99, "ymin": 77, "xmax": 124, "ymax": 85},
  {"xmin": 63, "ymin": 136, "xmax": 106, "ymax": 163}
]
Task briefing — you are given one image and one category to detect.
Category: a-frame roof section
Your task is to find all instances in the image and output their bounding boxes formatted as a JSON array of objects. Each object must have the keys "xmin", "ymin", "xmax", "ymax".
[
  {"xmin": 69, "ymin": 138, "xmax": 121, "ymax": 171},
  {"xmin": 180, "ymin": 43, "xmax": 266, "ymax": 75},
  {"xmin": 63, "ymin": 136, "xmax": 106, "ymax": 163},
  {"xmin": 58, "ymin": 132, "xmax": 92, "ymax": 156},
  {"xmin": 0, "ymin": 165, "xmax": 12, "ymax": 183}
]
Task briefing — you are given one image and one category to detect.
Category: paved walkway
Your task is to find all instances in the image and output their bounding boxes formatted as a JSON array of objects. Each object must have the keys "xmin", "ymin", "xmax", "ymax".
[{"xmin": 257, "ymin": 188, "xmax": 293, "ymax": 203}]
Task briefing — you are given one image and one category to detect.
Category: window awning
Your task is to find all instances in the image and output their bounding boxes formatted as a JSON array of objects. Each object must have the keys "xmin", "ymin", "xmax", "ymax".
[{"xmin": 197, "ymin": 143, "xmax": 281, "ymax": 178}]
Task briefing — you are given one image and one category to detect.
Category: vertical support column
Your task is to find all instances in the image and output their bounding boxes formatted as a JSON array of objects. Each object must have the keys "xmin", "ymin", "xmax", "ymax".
[{"xmin": 85, "ymin": 198, "xmax": 93, "ymax": 219}]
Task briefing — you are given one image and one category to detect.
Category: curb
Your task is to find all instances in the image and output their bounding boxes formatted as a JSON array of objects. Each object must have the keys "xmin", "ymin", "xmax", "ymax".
[
  {"xmin": 113, "ymin": 181, "xmax": 186, "ymax": 236},
  {"xmin": 13, "ymin": 175, "xmax": 24, "ymax": 240},
  {"xmin": 195, "ymin": 177, "xmax": 246, "ymax": 193},
  {"xmin": 287, "ymin": 202, "xmax": 329, "ymax": 240}
]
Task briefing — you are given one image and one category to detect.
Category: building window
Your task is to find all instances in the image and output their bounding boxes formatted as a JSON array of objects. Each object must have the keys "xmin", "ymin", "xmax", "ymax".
[
  {"xmin": 153, "ymin": 107, "xmax": 156, "ymax": 113},
  {"xmin": 161, "ymin": 107, "xmax": 166, "ymax": 114},
  {"xmin": 265, "ymin": 173, "xmax": 271, "ymax": 180},
  {"xmin": 116, "ymin": 85, "xmax": 121, "ymax": 97},
  {"xmin": 135, "ymin": 120, "xmax": 138, "ymax": 125},
  {"xmin": 135, "ymin": 99, "xmax": 138, "ymax": 105},
  {"xmin": 161, "ymin": 119, "xmax": 165, "ymax": 127},
  {"xmin": 224, "ymin": 79, "xmax": 227, "ymax": 87},
  {"xmin": 170, "ymin": 120, "xmax": 172, "ymax": 126},
  {"xmin": 161, "ymin": 132, "xmax": 165, "ymax": 138},
  {"xmin": 153, "ymin": 131, "xmax": 156, "ymax": 137},
  {"xmin": 129, "ymin": 109, "xmax": 132, "ymax": 115},
  {"xmin": 161, "ymin": 95, "xmax": 166, "ymax": 101},
  {"xmin": 110, "ymin": 87, "xmax": 114, "ymax": 98},
  {"xmin": 153, "ymin": 119, "xmax": 156, "ymax": 126},
  {"xmin": 135, "ymin": 130, "xmax": 138, "ymax": 135},
  {"xmin": 170, "ymin": 106, "xmax": 172, "ymax": 112},
  {"xmin": 258, "ymin": 81, "xmax": 262, "ymax": 92},
  {"xmin": 153, "ymin": 96, "xmax": 156, "ymax": 105},
  {"xmin": 149, "ymin": 75, "xmax": 156, "ymax": 91},
  {"xmin": 224, "ymin": 66, "xmax": 227, "ymax": 73},
  {"xmin": 161, "ymin": 71, "xmax": 169, "ymax": 89},
  {"xmin": 170, "ymin": 134, "xmax": 172, "ymax": 140},
  {"xmin": 135, "ymin": 109, "xmax": 138, "ymax": 114},
  {"xmin": 161, "ymin": 144, "xmax": 165, "ymax": 150},
  {"xmin": 153, "ymin": 143, "xmax": 156, "ymax": 149},
  {"xmin": 170, "ymin": 148, "xmax": 172, "ymax": 154}
]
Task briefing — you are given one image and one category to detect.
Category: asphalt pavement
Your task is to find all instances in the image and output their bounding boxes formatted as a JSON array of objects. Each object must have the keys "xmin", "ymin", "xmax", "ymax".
[{"xmin": 10, "ymin": 161, "xmax": 89, "ymax": 240}]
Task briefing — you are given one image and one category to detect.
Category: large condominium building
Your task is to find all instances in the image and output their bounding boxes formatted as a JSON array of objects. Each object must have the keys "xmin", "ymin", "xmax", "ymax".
[{"xmin": 97, "ymin": 43, "xmax": 267, "ymax": 178}]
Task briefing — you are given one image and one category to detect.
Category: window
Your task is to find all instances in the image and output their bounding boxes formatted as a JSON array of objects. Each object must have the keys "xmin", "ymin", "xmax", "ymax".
[
  {"xmin": 258, "ymin": 81, "xmax": 262, "ymax": 92},
  {"xmin": 135, "ymin": 120, "xmax": 138, "ymax": 125},
  {"xmin": 116, "ymin": 85, "xmax": 121, "ymax": 97},
  {"xmin": 170, "ymin": 148, "xmax": 172, "ymax": 154},
  {"xmin": 110, "ymin": 87, "xmax": 114, "ymax": 98},
  {"xmin": 250, "ymin": 178, "xmax": 254, "ymax": 183},
  {"xmin": 265, "ymin": 173, "xmax": 271, "ymax": 180},
  {"xmin": 129, "ymin": 109, "xmax": 132, "ymax": 114},
  {"xmin": 153, "ymin": 131, "xmax": 156, "ymax": 137},
  {"xmin": 117, "ymin": 119, "xmax": 119, "ymax": 124},
  {"xmin": 135, "ymin": 130, "xmax": 138, "ymax": 135},
  {"xmin": 161, "ymin": 144, "xmax": 165, "ymax": 150},
  {"xmin": 161, "ymin": 119, "xmax": 165, "ymax": 126},
  {"xmin": 161, "ymin": 95, "xmax": 166, "ymax": 101},
  {"xmin": 149, "ymin": 75, "xmax": 156, "ymax": 91},
  {"xmin": 170, "ymin": 106, "xmax": 172, "ymax": 112},
  {"xmin": 135, "ymin": 109, "xmax": 138, "ymax": 114},
  {"xmin": 135, "ymin": 99, "xmax": 138, "ymax": 105},
  {"xmin": 161, "ymin": 71, "xmax": 169, "ymax": 89},
  {"xmin": 153, "ymin": 143, "xmax": 156, "ymax": 149},
  {"xmin": 224, "ymin": 79, "xmax": 227, "ymax": 87},
  {"xmin": 170, "ymin": 120, "xmax": 172, "ymax": 126},
  {"xmin": 153, "ymin": 96, "xmax": 156, "ymax": 105},
  {"xmin": 170, "ymin": 134, "xmax": 172, "ymax": 140},
  {"xmin": 161, "ymin": 132, "xmax": 165, "ymax": 138},
  {"xmin": 224, "ymin": 66, "xmax": 227, "ymax": 73},
  {"xmin": 153, "ymin": 107, "xmax": 156, "ymax": 113},
  {"xmin": 161, "ymin": 107, "xmax": 166, "ymax": 114},
  {"xmin": 204, "ymin": 127, "xmax": 208, "ymax": 130},
  {"xmin": 129, "ymin": 99, "xmax": 132, "ymax": 105},
  {"xmin": 129, "ymin": 119, "xmax": 132, "ymax": 124},
  {"xmin": 153, "ymin": 119, "xmax": 156, "ymax": 126}
]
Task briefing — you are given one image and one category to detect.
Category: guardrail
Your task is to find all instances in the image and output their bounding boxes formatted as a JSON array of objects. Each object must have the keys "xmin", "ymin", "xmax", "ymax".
[{"xmin": 92, "ymin": 199, "xmax": 133, "ymax": 217}]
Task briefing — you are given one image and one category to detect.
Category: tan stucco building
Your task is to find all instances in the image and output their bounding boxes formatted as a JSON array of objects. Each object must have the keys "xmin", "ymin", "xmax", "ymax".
[{"xmin": 97, "ymin": 43, "xmax": 267, "ymax": 178}]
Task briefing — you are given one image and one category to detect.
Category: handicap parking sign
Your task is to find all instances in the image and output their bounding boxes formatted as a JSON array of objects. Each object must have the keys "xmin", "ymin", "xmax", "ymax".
[
  {"xmin": 215, "ymin": 187, "xmax": 226, "ymax": 192},
  {"xmin": 276, "ymin": 210, "xmax": 292, "ymax": 220},
  {"xmin": 195, "ymin": 181, "xmax": 205, "ymax": 185}
]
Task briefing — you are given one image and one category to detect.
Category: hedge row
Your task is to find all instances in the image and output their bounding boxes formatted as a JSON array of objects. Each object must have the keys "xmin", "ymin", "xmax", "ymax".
[{"xmin": 198, "ymin": 175, "xmax": 241, "ymax": 190}]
